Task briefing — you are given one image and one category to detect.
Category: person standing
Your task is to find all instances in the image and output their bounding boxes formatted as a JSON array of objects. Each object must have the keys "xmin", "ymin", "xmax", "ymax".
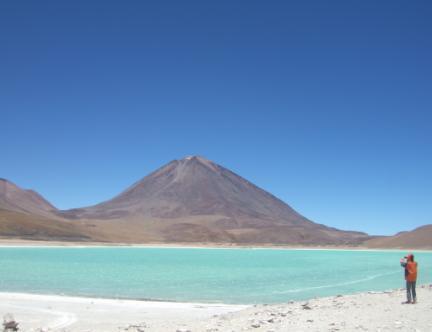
[{"xmin": 400, "ymin": 254, "xmax": 418, "ymax": 304}]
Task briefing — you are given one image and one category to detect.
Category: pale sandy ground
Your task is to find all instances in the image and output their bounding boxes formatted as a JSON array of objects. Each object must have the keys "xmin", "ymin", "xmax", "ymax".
[
  {"xmin": 0, "ymin": 292, "xmax": 247, "ymax": 332},
  {"xmin": 0, "ymin": 239, "xmax": 427, "ymax": 252},
  {"xmin": 0, "ymin": 238, "xmax": 376, "ymax": 250},
  {"xmin": 1, "ymin": 286, "xmax": 432, "ymax": 332}
]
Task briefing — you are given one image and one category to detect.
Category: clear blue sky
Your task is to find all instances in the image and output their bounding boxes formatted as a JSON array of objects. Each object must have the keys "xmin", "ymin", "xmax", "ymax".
[{"xmin": 1, "ymin": 1, "xmax": 431, "ymax": 235}]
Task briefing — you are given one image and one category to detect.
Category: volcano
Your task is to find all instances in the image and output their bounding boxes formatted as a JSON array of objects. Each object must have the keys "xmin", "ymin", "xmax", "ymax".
[{"xmin": 58, "ymin": 156, "xmax": 369, "ymax": 245}]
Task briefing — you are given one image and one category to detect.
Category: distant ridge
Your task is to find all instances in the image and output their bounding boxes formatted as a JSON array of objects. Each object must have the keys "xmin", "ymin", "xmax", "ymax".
[
  {"xmin": 365, "ymin": 225, "xmax": 432, "ymax": 249},
  {"xmin": 0, "ymin": 179, "xmax": 92, "ymax": 241},
  {"xmin": 0, "ymin": 178, "xmax": 57, "ymax": 218}
]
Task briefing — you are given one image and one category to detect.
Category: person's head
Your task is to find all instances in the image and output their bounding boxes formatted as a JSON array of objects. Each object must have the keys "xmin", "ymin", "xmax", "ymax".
[{"xmin": 407, "ymin": 254, "xmax": 414, "ymax": 262}]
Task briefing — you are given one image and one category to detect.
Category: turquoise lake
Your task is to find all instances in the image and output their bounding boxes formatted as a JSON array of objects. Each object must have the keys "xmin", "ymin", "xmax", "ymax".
[{"xmin": 0, "ymin": 247, "xmax": 430, "ymax": 304}]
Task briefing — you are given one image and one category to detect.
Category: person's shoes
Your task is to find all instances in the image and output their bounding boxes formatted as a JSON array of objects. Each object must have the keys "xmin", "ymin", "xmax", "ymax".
[
  {"xmin": 402, "ymin": 301, "xmax": 411, "ymax": 304},
  {"xmin": 412, "ymin": 300, "xmax": 417, "ymax": 304}
]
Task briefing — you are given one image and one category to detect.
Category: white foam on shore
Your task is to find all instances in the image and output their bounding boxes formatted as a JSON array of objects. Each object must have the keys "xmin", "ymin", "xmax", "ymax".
[
  {"xmin": 0, "ymin": 292, "xmax": 248, "ymax": 309},
  {"xmin": 274, "ymin": 271, "xmax": 400, "ymax": 294}
]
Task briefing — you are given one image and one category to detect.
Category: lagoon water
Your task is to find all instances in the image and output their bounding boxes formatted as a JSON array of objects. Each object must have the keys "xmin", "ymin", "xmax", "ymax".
[{"xmin": 0, "ymin": 247, "xmax": 431, "ymax": 304}]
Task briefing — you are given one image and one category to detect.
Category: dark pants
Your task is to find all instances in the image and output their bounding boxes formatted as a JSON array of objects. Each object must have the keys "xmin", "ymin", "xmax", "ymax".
[{"xmin": 406, "ymin": 281, "xmax": 416, "ymax": 302}]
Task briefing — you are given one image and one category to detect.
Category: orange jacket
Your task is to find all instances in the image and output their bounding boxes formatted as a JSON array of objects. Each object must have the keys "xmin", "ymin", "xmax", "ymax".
[{"xmin": 406, "ymin": 261, "xmax": 418, "ymax": 282}]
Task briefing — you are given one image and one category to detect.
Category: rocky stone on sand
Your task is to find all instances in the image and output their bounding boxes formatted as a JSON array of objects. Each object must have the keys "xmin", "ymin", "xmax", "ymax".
[
  {"xmin": 121, "ymin": 324, "xmax": 147, "ymax": 332},
  {"xmin": 2, "ymin": 314, "xmax": 19, "ymax": 332},
  {"xmin": 301, "ymin": 303, "xmax": 312, "ymax": 310}
]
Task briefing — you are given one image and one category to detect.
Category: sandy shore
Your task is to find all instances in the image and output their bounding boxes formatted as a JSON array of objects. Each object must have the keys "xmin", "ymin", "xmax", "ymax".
[
  {"xmin": 0, "ymin": 292, "xmax": 247, "ymax": 332},
  {"xmin": 0, "ymin": 238, "xmax": 367, "ymax": 249},
  {"xmin": 1, "ymin": 286, "xmax": 431, "ymax": 332},
  {"xmin": 2, "ymin": 238, "xmax": 430, "ymax": 251}
]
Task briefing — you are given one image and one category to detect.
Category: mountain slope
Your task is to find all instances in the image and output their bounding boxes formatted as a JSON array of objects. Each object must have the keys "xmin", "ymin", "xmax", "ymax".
[
  {"xmin": 61, "ymin": 156, "xmax": 310, "ymax": 223},
  {"xmin": 0, "ymin": 209, "xmax": 93, "ymax": 241},
  {"xmin": 365, "ymin": 225, "xmax": 432, "ymax": 249},
  {"xmin": 59, "ymin": 156, "xmax": 370, "ymax": 245},
  {"xmin": 0, "ymin": 178, "xmax": 57, "ymax": 218}
]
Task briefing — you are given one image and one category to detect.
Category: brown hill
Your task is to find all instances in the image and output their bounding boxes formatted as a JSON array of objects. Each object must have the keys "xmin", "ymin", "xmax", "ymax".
[
  {"xmin": 0, "ymin": 178, "xmax": 57, "ymax": 218},
  {"xmin": 0, "ymin": 209, "xmax": 92, "ymax": 241},
  {"xmin": 59, "ymin": 156, "xmax": 370, "ymax": 245},
  {"xmin": 365, "ymin": 225, "xmax": 432, "ymax": 249},
  {"xmin": 0, "ymin": 179, "xmax": 97, "ymax": 242}
]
